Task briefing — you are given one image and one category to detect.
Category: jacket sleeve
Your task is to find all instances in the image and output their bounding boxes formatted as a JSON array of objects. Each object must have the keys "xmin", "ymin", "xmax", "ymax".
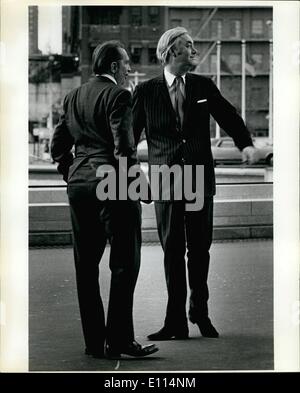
[
  {"xmin": 132, "ymin": 83, "xmax": 146, "ymax": 145},
  {"xmin": 207, "ymin": 78, "xmax": 253, "ymax": 151},
  {"xmin": 50, "ymin": 97, "xmax": 74, "ymax": 181},
  {"xmin": 109, "ymin": 88, "xmax": 137, "ymax": 166}
]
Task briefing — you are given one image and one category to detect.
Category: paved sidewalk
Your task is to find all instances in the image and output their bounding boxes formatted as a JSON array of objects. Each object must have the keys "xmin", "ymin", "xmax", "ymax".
[{"xmin": 29, "ymin": 240, "xmax": 273, "ymax": 372}]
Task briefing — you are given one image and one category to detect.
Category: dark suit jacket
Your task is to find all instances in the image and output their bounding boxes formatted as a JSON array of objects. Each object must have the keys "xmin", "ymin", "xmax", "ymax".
[
  {"xmin": 132, "ymin": 73, "xmax": 253, "ymax": 196},
  {"xmin": 51, "ymin": 76, "xmax": 137, "ymax": 182}
]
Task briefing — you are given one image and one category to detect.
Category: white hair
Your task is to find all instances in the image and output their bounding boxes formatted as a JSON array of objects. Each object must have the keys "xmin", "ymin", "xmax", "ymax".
[{"xmin": 156, "ymin": 27, "xmax": 188, "ymax": 65}]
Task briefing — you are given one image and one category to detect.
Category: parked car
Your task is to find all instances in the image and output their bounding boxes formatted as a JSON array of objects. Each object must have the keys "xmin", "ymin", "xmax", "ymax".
[
  {"xmin": 137, "ymin": 137, "xmax": 273, "ymax": 166},
  {"xmin": 211, "ymin": 137, "xmax": 273, "ymax": 166},
  {"xmin": 210, "ymin": 137, "xmax": 219, "ymax": 146}
]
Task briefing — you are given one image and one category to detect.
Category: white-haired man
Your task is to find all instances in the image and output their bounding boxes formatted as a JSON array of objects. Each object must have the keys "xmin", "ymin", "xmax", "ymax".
[{"xmin": 132, "ymin": 27, "xmax": 260, "ymax": 341}]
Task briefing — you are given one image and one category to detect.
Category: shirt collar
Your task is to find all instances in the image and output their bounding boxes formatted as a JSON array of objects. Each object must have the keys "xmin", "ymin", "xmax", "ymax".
[
  {"xmin": 99, "ymin": 73, "xmax": 117, "ymax": 85},
  {"xmin": 164, "ymin": 68, "xmax": 186, "ymax": 87}
]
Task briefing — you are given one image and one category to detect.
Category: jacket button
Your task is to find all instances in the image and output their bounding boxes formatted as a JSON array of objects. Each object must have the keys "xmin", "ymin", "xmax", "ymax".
[{"xmin": 182, "ymin": 139, "xmax": 186, "ymax": 143}]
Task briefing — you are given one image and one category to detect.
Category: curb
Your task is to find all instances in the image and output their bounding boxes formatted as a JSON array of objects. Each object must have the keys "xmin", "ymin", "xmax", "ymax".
[{"xmin": 29, "ymin": 226, "xmax": 273, "ymax": 247}]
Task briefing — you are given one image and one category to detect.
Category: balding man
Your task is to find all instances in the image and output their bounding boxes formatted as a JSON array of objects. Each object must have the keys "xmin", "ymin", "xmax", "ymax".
[
  {"xmin": 133, "ymin": 27, "xmax": 260, "ymax": 341},
  {"xmin": 51, "ymin": 41, "xmax": 158, "ymax": 359}
]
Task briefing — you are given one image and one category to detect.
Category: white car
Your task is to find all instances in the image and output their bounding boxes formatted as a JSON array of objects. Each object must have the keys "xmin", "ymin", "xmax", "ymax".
[
  {"xmin": 137, "ymin": 137, "xmax": 273, "ymax": 166},
  {"xmin": 211, "ymin": 137, "xmax": 273, "ymax": 166}
]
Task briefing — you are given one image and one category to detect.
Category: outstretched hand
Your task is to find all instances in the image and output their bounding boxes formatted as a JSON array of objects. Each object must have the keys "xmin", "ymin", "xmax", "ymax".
[{"xmin": 242, "ymin": 146, "xmax": 261, "ymax": 165}]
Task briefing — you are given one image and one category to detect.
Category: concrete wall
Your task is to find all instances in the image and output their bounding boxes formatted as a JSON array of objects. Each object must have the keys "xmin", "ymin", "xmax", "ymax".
[{"xmin": 29, "ymin": 183, "xmax": 273, "ymax": 246}]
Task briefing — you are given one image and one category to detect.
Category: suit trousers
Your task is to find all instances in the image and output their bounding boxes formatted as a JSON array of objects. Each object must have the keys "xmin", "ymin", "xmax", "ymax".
[
  {"xmin": 67, "ymin": 177, "xmax": 141, "ymax": 352},
  {"xmin": 154, "ymin": 197, "xmax": 214, "ymax": 328}
]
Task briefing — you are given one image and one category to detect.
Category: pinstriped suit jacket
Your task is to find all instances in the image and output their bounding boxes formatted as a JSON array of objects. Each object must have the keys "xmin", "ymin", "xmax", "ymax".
[{"xmin": 132, "ymin": 73, "xmax": 253, "ymax": 196}]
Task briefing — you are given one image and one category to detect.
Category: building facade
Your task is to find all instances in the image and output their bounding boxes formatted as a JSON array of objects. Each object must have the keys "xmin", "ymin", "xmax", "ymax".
[
  {"xmin": 26, "ymin": 5, "xmax": 272, "ymax": 138},
  {"xmin": 62, "ymin": 6, "xmax": 81, "ymax": 55},
  {"xmin": 62, "ymin": 5, "xmax": 272, "ymax": 137},
  {"xmin": 167, "ymin": 6, "xmax": 272, "ymax": 136},
  {"xmin": 76, "ymin": 6, "xmax": 167, "ymax": 84},
  {"xmin": 29, "ymin": 6, "xmax": 40, "ymax": 55}
]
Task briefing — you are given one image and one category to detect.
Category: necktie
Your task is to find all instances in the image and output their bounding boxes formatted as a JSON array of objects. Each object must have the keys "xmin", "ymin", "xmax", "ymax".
[{"xmin": 174, "ymin": 76, "xmax": 185, "ymax": 131}]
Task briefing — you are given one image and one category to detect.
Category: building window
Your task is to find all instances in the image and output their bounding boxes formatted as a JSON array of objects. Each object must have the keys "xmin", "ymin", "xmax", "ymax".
[
  {"xmin": 211, "ymin": 19, "xmax": 222, "ymax": 39},
  {"xmin": 148, "ymin": 6, "xmax": 159, "ymax": 25},
  {"xmin": 251, "ymin": 19, "xmax": 264, "ymax": 36},
  {"xmin": 189, "ymin": 19, "xmax": 200, "ymax": 37},
  {"xmin": 88, "ymin": 7, "xmax": 121, "ymax": 25},
  {"xmin": 130, "ymin": 46, "xmax": 142, "ymax": 64},
  {"xmin": 148, "ymin": 48, "xmax": 157, "ymax": 64},
  {"xmin": 229, "ymin": 54, "xmax": 241, "ymax": 72},
  {"xmin": 131, "ymin": 7, "xmax": 142, "ymax": 26},
  {"xmin": 230, "ymin": 20, "xmax": 241, "ymax": 39},
  {"xmin": 170, "ymin": 19, "xmax": 182, "ymax": 28},
  {"xmin": 210, "ymin": 54, "xmax": 217, "ymax": 74},
  {"xmin": 250, "ymin": 86, "xmax": 263, "ymax": 108},
  {"xmin": 251, "ymin": 54, "xmax": 263, "ymax": 71}
]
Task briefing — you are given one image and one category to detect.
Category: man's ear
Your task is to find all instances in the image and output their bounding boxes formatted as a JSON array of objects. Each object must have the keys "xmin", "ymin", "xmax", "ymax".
[
  {"xmin": 171, "ymin": 48, "xmax": 177, "ymax": 57},
  {"xmin": 111, "ymin": 61, "xmax": 118, "ymax": 74}
]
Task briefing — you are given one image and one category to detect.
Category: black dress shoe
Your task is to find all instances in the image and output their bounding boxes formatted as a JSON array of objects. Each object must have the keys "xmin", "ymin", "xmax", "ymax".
[
  {"xmin": 105, "ymin": 340, "xmax": 159, "ymax": 359},
  {"xmin": 147, "ymin": 326, "xmax": 189, "ymax": 341},
  {"xmin": 192, "ymin": 318, "xmax": 219, "ymax": 338},
  {"xmin": 85, "ymin": 348, "xmax": 105, "ymax": 359}
]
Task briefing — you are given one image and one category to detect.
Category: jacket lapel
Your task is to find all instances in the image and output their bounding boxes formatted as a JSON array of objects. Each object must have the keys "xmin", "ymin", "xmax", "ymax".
[{"xmin": 154, "ymin": 73, "xmax": 199, "ymax": 130}]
